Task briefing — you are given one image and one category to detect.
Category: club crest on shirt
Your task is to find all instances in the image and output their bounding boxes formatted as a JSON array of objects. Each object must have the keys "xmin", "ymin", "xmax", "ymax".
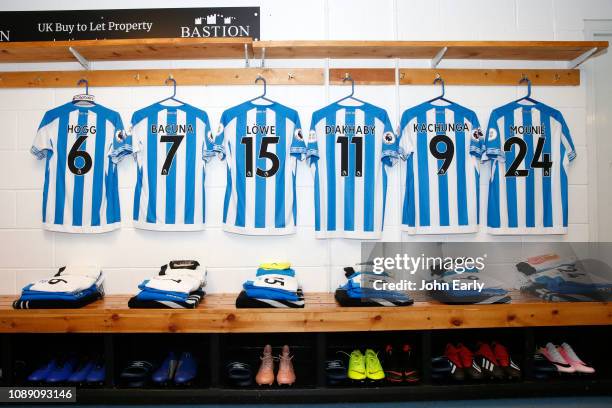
[
  {"xmin": 115, "ymin": 129, "xmax": 127, "ymax": 142},
  {"xmin": 472, "ymin": 128, "xmax": 483, "ymax": 141},
  {"xmin": 217, "ymin": 123, "xmax": 224, "ymax": 135},
  {"xmin": 308, "ymin": 130, "xmax": 317, "ymax": 143},
  {"xmin": 383, "ymin": 131, "xmax": 396, "ymax": 145},
  {"xmin": 207, "ymin": 130, "xmax": 215, "ymax": 143},
  {"xmin": 294, "ymin": 128, "xmax": 304, "ymax": 141},
  {"xmin": 488, "ymin": 128, "xmax": 498, "ymax": 141}
]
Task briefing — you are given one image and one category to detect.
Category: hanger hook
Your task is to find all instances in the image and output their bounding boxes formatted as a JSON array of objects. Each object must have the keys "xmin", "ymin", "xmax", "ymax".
[
  {"xmin": 342, "ymin": 72, "xmax": 355, "ymax": 98},
  {"xmin": 519, "ymin": 74, "xmax": 531, "ymax": 98},
  {"xmin": 165, "ymin": 76, "xmax": 177, "ymax": 98},
  {"xmin": 433, "ymin": 74, "xmax": 445, "ymax": 98},
  {"xmin": 255, "ymin": 74, "xmax": 267, "ymax": 98},
  {"xmin": 77, "ymin": 78, "xmax": 89, "ymax": 95}
]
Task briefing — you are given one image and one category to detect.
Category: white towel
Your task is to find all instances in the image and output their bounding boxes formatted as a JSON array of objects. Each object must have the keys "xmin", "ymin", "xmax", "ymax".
[
  {"xmin": 163, "ymin": 267, "xmax": 207, "ymax": 288},
  {"xmin": 144, "ymin": 275, "xmax": 202, "ymax": 294},
  {"xmin": 29, "ymin": 274, "xmax": 100, "ymax": 294},
  {"xmin": 253, "ymin": 274, "xmax": 299, "ymax": 293},
  {"xmin": 58, "ymin": 265, "xmax": 101, "ymax": 280}
]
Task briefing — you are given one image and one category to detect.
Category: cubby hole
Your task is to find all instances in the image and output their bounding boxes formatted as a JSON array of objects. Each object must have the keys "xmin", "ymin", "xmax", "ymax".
[
  {"xmin": 531, "ymin": 325, "xmax": 612, "ymax": 381},
  {"xmin": 219, "ymin": 333, "xmax": 317, "ymax": 389},
  {"xmin": 113, "ymin": 334, "xmax": 209, "ymax": 389},
  {"xmin": 430, "ymin": 328, "xmax": 525, "ymax": 385},
  {"xmin": 10, "ymin": 334, "xmax": 106, "ymax": 387},
  {"xmin": 325, "ymin": 331, "xmax": 422, "ymax": 387}
]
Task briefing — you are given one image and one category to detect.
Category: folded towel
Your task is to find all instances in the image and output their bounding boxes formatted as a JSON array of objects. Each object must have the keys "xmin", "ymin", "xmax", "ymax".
[
  {"xmin": 251, "ymin": 273, "xmax": 299, "ymax": 293},
  {"xmin": 136, "ymin": 289, "xmax": 192, "ymax": 302},
  {"xmin": 243, "ymin": 283, "xmax": 300, "ymax": 301},
  {"xmin": 259, "ymin": 262, "xmax": 291, "ymax": 271},
  {"xmin": 58, "ymin": 265, "xmax": 101, "ymax": 280},
  {"xmin": 27, "ymin": 266, "xmax": 101, "ymax": 294},
  {"xmin": 256, "ymin": 267, "xmax": 295, "ymax": 277},
  {"xmin": 142, "ymin": 275, "xmax": 202, "ymax": 295},
  {"xmin": 20, "ymin": 281, "xmax": 102, "ymax": 301},
  {"xmin": 129, "ymin": 289, "xmax": 205, "ymax": 309},
  {"xmin": 163, "ymin": 268, "xmax": 206, "ymax": 286}
]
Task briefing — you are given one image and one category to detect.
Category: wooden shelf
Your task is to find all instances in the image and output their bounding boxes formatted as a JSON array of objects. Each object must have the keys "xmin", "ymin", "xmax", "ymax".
[
  {"xmin": 0, "ymin": 292, "xmax": 609, "ymax": 334},
  {"xmin": 254, "ymin": 40, "xmax": 608, "ymax": 61},
  {"xmin": 0, "ymin": 39, "xmax": 607, "ymax": 64},
  {"xmin": 0, "ymin": 38, "xmax": 252, "ymax": 63}
]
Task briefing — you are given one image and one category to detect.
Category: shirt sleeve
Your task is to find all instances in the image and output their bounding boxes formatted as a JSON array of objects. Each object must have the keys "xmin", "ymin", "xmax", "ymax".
[
  {"xmin": 381, "ymin": 112, "xmax": 400, "ymax": 166},
  {"xmin": 31, "ymin": 112, "xmax": 55, "ymax": 160},
  {"xmin": 200, "ymin": 112, "xmax": 217, "ymax": 163},
  {"xmin": 469, "ymin": 112, "xmax": 485, "ymax": 159},
  {"xmin": 289, "ymin": 113, "xmax": 307, "ymax": 160},
  {"xmin": 206, "ymin": 112, "xmax": 227, "ymax": 161},
  {"xmin": 558, "ymin": 112, "xmax": 577, "ymax": 162},
  {"xmin": 397, "ymin": 111, "xmax": 414, "ymax": 161},
  {"xmin": 109, "ymin": 112, "xmax": 133, "ymax": 163},
  {"xmin": 306, "ymin": 113, "xmax": 320, "ymax": 164},
  {"xmin": 484, "ymin": 111, "xmax": 503, "ymax": 162}
]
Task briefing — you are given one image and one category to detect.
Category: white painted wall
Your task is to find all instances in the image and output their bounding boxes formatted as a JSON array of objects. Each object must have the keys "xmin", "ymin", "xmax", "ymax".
[{"xmin": 0, "ymin": 0, "xmax": 609, "ymax": 295}]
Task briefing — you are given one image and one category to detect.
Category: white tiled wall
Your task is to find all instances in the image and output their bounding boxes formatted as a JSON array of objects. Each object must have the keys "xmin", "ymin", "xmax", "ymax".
[{"xmin": 0, "ymin": 0, "xmax": 609, "ymax": 295}]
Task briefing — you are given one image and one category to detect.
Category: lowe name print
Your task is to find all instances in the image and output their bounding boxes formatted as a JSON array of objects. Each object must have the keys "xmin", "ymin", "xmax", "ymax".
[{"xmin": 0, "ymin": 7, "xmax": 260, "ymax": 42}]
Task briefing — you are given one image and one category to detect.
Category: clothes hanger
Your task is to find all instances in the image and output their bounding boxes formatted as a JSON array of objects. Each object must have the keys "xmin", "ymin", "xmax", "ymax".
[
  {"xmin": 333, "ymin": 73, "xmax": 367, "ymax": 105},
  {"xmin": 513, "ymin": 75, "xmax": 538, "ymax": 104},
  {"xmin": 248, "ymin": 74, "xmax": 275, "ymax": 104},
  {"xmin": 425, "ymin": 74, "xmax": 453, "ymax": 104},
  {"xmin": 158, "ymin": 76, "xmax": 186, "ymax": 105},
  {"xmin": 72, "ymin": 78, "xmax": 96, "ymax": 105}
]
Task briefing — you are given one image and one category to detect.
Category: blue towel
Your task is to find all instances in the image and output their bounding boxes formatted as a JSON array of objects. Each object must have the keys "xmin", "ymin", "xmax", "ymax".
[
  {"xmin": 20, "ymin": 283, "xmax": 100, "ymax": 301},
  {"xmin": 243, "ymin": 281, "xmax": 299, "ymax": 301},
  {"xmin": 137, "ymin": 280, "xmax": 191, "ymax": 299},
  {"xmin": 135, "ymin": 290, "xmax": 190, "ymax": 302},
  {"xmin": 256, "ymin": 268, "xmax": 296, "ymax": 277}
]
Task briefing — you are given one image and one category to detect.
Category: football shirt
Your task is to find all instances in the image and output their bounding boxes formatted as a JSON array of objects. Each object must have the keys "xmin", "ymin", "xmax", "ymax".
[
  {"xmin": 211, "ymin": 100, "xmax": 306, "ymax": 235},
  {"xmin": 485, "ymin": 101, "xmax": 576, "ymax": 234},
  {"xmin": 398, "ymin": 101, "xmax": 483, "ymax": 234},
  {"xmin": 307, "ymin": 101, "xmax": 399, "ymax": 239},
  {"xmin": 31, "ymin": 102, "xmax": 129, "ymax": 233},
  {"xmin": 130, "ymin": 102, "xmax": 214, "ymax": 231}
]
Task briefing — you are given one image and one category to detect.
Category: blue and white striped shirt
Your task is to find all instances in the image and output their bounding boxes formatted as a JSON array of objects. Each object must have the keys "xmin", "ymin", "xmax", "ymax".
[
  {"xmin": 212, "ymin": 100, "xmax": 306, "ymax": 235},
  {"xmin": 31, "ymin": 102, "xmax": 129, "ymax": 233},
  {"xmin": 307, "ymin": 101, "xmax": 399, "ymax": 239},
  {"xmin": 485, "ymin": 101, "xmax": 576, "ymax": 234},
  {"xmin": 399, "ymin": 101, "xmax": 483, "ymax": 234},
  {"xmin": 130, "ymin": 102, "xmax": 214, "ymax": 231}
]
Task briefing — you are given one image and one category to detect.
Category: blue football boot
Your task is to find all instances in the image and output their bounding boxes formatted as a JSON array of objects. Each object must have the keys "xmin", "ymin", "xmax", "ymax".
[
  {"xmin": 85, "ymin": 358, "xmax": 105, "ymax": 385},
  {"xmin": 174, "ymin": 352, "xmax": 197, "ymax": 385},
  {"xmin": 27, "ymin": 359, "xmax": 57, "ymax": 383},
  {"xmin": 46, "ymin": 355, "xmax": 78, "ymax": 383},
  {"xmin": 68, "ymin": 357, "xmax": 95, "ymax": 384},
  {"xmin": 152, "ymin": 352, "xmax": 178, "ymax": 385}
]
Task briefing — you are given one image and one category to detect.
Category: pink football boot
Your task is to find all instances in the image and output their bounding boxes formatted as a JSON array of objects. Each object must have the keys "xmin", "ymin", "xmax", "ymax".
[
  {"xmin": 539, "ymin": 343, "xmax": 575, "ymax": 374},
  {"xmin": 557, "ymin": 343, "xmax": 595, "ymax": 374}
]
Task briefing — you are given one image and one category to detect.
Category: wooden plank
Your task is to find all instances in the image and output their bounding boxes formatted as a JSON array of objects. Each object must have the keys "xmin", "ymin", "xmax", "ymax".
[
  {"xmin": 0, "ymin": 68, "xmax": 575, "ymax": 88},
  {"xmin": 0, "ymin": 68, "xmax": 324, "ymax": 87},
  {"xmin": 0, "ymin": 294, "xmax": 609, "ymax": 334},
  {"xmin": 329, "ymin": 68, "xmax": 396, "ymax": 85},
  {"xmin": 256, "ymin": 41, "xmax": 442, "ymax": 59},
  {"xmin": 330, "ymin": 68, "xmax": 579, "ymax": 86},
  {"xmin": 255, "ymin": 41, "xmax": 608, "ymax": 61},
  {"xmin": 0, "ymin": 39, "xmax": 606, "ymax": 64},
  {"xmin": 0, "ymin": 38, "xmax": 252, "ymax": 63},
  {"xmin": 401, "ymin": 68, "xmax": 580, "ymax": 85}
]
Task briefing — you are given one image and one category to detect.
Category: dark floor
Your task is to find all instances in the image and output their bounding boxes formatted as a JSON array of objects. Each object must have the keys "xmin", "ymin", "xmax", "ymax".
[{"xmin": 8, "ymin": 397, "xmax": 612, "ymax": 408}]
